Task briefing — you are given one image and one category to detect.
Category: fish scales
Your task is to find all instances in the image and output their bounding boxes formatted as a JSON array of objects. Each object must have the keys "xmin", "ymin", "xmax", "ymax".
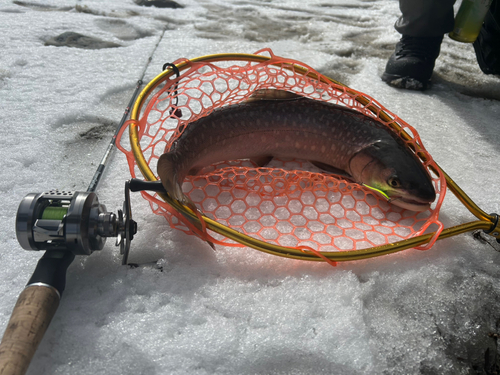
[
  {"xmin": 158, "ymin": 95, "xmax": 436, "ymax": 211},
  {"xmin": 169, "ymin": 99, "xmax": 391, "ymax": 175}
]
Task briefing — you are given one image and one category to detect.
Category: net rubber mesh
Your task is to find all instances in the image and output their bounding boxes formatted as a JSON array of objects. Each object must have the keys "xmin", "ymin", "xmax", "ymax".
[{"xmin": 118, "ymin": 49, "xmax": 446, "ymax": 256}]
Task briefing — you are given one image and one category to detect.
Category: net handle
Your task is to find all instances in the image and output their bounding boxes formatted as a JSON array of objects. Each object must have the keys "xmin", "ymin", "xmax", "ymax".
[{"xmin": 125, "ymin": 51, "xmax": 498, "ymax": 262}]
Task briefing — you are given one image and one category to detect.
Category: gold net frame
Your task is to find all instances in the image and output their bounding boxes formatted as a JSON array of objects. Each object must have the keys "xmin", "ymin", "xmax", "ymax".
[{"xmin": 119, "ymin": 50, "xmax": 500, "ymax": 263}]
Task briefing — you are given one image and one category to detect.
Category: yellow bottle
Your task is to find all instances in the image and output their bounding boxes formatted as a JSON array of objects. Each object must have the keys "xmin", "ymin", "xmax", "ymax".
[{"xmin": 449, "ymin": 0, "xmax": 493, "ymax": 43}]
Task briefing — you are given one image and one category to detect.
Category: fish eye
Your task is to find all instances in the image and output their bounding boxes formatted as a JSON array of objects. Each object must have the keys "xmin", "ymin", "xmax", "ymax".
[{"xmin": 388, "ymin": 176, "xmax": 401, "ymax": 188}]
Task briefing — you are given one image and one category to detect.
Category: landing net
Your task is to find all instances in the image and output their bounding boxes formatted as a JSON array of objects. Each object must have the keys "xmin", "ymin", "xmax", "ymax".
[{"xmin": 117, "ymin": 48, "xmax": 448, "ymax": 262}]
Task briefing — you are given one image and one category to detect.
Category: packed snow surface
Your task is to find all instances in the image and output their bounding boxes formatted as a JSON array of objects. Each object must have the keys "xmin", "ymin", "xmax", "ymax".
[{"xmin": 0, "ymin": 0, "xmax": 500, "ymax": 374}]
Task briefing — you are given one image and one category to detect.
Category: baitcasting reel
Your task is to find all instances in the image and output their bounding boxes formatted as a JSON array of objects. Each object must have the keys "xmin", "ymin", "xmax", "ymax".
[{"xmin": 15, "ymin": 181, "xmax": 137, "ymax": 265}]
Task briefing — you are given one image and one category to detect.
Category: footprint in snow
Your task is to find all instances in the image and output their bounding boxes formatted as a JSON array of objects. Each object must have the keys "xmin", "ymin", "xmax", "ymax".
[
  {"xmin": 134, "ymin": 0, "xmax": 183, "ymax": 8},
  {"xmin": 44, "ymin": 32, "xmax": 121, "ymax": 49}
]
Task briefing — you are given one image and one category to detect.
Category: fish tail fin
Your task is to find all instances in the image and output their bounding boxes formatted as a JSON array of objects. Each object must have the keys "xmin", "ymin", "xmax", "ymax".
[
  {"xmin": 179, "ymin": 198, "xmax": 217, "ymax": 250},
  {"xmin": 158, "ymin": 154, "xmax": 216, "ymax": 249},
  {"xmin": 157, "ymin": 152, "xmax": 184, "ymax": 202}
]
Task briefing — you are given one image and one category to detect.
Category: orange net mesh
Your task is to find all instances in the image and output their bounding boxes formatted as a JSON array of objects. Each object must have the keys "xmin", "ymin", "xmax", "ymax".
[{"xmin": 117, "ymin": 48, "xmax": 446, "ymax": 255}]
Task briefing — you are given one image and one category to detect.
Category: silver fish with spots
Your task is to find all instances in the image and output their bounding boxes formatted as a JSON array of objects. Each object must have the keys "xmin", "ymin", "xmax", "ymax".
[{"xmin": 158, "ymin": 91, "xmax": 436, "ymax": 211}]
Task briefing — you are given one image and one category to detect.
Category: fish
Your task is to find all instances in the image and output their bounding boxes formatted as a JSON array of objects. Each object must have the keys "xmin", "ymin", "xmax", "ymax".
[{"xmin": 157, "ymin": 91, "xmax": 436, "ymax": 212}]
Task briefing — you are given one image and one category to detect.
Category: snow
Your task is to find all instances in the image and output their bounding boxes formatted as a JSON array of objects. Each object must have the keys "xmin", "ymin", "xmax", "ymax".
[{"xmin": 0, "ymin": 0, "xmax": 500, "ymax": 373}]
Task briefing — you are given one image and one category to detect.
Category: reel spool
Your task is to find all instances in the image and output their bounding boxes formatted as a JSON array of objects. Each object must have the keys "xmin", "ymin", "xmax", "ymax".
[{"xmin": 15, "ymin": 182, "xmax": 137, "ymax": 264}]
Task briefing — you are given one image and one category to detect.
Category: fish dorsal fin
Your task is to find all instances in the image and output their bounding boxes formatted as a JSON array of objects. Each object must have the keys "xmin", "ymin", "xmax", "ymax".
[
  {"xmin": 249, "ymin": 156, "xmax": 274, "ymax": 167},
  {"xmin": 246, "ymin": 89, "xmax": 304, "ymax": 102}
]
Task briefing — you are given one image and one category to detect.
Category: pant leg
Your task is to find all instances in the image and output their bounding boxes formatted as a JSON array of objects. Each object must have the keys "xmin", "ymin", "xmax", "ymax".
[
  {"xmin": 395, "ymin": 0, "xmax": 457, "ymax": 37},
  {"xmin": 473, "ymin": 0, "xmax": 500, "ymax": 74}
]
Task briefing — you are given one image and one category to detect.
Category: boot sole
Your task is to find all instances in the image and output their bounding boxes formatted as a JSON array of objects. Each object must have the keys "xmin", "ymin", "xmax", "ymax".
[{"xmin": 381, "ymin": 72, "xmax": 429, "ymax": 90}]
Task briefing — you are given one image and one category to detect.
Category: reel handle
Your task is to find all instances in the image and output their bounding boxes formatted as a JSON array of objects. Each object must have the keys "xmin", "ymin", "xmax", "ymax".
[{"xmin": 129, "ymin": 179, "xmax": 166, "ymax": 193}]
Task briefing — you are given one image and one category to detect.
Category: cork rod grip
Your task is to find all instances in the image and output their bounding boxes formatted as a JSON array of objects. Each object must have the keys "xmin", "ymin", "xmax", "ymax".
[{"xmin": 0, "ymin": 285, "xmax": 60, "ymax": 375}]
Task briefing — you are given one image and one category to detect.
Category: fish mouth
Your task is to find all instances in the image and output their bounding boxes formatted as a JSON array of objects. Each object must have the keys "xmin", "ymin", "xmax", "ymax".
[
  {"xmin": 390, "ymin": 196, "xmax": 432, "ymax": 212},
  {"xmin": 364, "ymin": 185, "xmax": 434, "ymax": 212}
]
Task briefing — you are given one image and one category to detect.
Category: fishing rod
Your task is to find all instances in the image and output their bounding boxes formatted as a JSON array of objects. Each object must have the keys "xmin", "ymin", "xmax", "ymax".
[
  {"xmin": 0, "ymin": 80, "xmax": 143, "ymax": 375},
  {"xmin": 0, "ymin": 22, "xmax": 175, "ymax": 373},
  {"xmin": 87, "ymin": 80, "xmax": 143, "ymax": 194}
]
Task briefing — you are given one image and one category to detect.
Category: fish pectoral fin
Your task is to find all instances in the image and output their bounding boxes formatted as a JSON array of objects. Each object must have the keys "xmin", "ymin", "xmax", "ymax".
[
  {"xmin": 250, "ymin": 156, "xmax": 273, "ymax": 167},
  {"xmin": 187, "ymin": 166, "xmax": 202, "ymax": 176},
  {"xmin": 311, "ymin": 161, "xmax": 353, "ymax": 180}
]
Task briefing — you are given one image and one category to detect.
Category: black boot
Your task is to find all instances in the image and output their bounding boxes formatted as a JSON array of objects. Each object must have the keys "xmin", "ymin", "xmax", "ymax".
[
  {"xmin": 473, "ymin": 0, "xmax": 500, "ymax": 75},
  {"xmin": 382, "ymin": 35, "xmax": 443, "ymax": 90}
]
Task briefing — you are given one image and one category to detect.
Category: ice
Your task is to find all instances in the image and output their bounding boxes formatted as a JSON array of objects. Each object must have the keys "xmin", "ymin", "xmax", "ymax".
[{"xmin": 0, "ymin": 0, "xmax": 500, "ymax": 374}]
